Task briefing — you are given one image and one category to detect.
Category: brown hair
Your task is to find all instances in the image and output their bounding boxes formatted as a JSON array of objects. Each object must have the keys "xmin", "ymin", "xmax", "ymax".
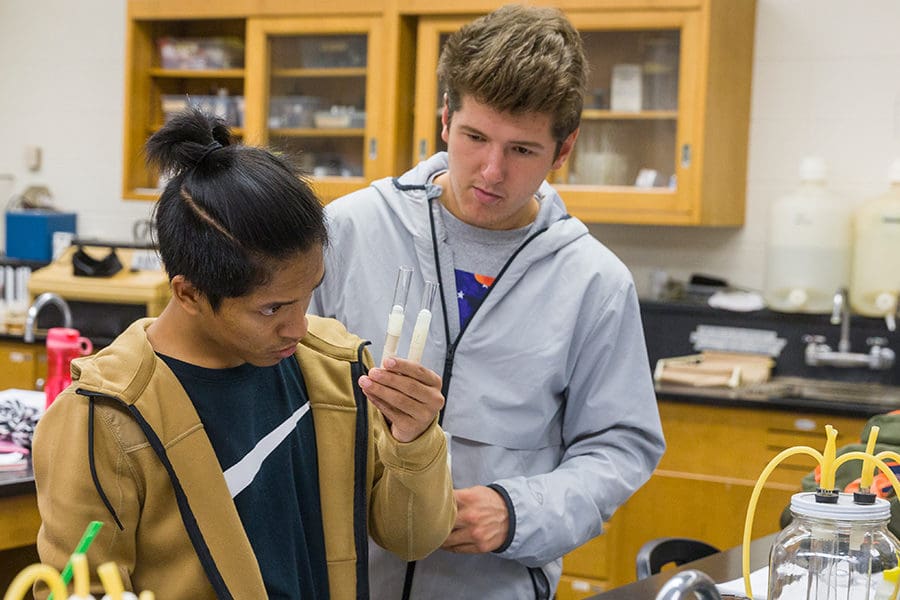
[{"xmin": 437, "ymin": 4, "xmax": 588, "ymax": 146}]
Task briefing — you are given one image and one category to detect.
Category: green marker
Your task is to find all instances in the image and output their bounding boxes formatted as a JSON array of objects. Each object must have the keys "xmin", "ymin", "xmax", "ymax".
[{"xmin": 47, "ymin": 520, "xmax": 104, "ymax": 600}]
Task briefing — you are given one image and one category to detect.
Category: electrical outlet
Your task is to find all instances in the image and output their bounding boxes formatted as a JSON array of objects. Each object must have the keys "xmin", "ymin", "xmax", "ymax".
[{"xmin": 24, "ymin": 146, "xmax": 42, "ymax": 172}]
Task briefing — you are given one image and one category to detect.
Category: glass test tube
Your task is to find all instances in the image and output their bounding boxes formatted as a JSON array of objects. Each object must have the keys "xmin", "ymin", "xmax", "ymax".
[
  {"xmin": 381, "ymin": 266, "xmax": 413, "ymax": 363},
  {"xmin": 407, "ymin": 281, "xmax": 437, "ymax": 363}
]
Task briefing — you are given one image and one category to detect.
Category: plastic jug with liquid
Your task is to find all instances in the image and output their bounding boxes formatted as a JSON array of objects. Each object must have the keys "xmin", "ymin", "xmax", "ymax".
[
  {"xmin": 850, "ymin": 158, "xmax": 900, "ymax": 330},
  {"xmin": 45, "ymin": 327, "xmax": 92, "ymax": 409},
  {"xmin": 764, "ymin": 157, "xmax": 854, "ymax": 313}
]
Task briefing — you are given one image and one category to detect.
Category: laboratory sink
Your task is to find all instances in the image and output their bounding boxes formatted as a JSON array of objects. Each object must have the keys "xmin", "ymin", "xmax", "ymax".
[{"xmin": 748, "ymin": 376, "xmax": 900, "ymax": 408}]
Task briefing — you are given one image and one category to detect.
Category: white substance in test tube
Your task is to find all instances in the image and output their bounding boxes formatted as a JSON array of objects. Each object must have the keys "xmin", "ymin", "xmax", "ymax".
[
  {"xmin": 407, "ymin": 308, "xmax": 432, "ymax": 363},
  {"xmin": 382, "ymin": 304, "xmax": 405, "ymax": 363}
]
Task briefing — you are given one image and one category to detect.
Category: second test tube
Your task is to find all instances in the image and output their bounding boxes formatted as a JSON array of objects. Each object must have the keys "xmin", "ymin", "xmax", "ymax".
[{"xmin": 382, "ymin": 266, "xmax": 413, "ymax": 363}]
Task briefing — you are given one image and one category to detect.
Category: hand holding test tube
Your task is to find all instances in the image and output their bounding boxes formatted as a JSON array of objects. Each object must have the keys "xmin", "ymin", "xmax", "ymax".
[
  {"xmin": 364, "ymin": 270, "xmax": 443, "ymax": 443},
  {"xmin": 407, "ymin": 282, "xmax": 437, "ymax": 363},
  {"xmin": 381, "ymin": 266, "xmax": 413, "ymax": 364}
]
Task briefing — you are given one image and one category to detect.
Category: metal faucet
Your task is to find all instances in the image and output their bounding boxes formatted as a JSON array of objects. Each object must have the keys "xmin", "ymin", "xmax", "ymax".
[
  {"xmin": 23, "ymin": 292, "xmax": 73, "ymax": 343},
  {"xmin": 803, "ymin": 288, "xmax": 895, "ymax": 370},
  {"xmin": 655, "ymin": 569, "xmax": 722, "ymax": 600},
  {"xmin": 831, "ymin": 288, "xmax": 851, "ymax": 353}
]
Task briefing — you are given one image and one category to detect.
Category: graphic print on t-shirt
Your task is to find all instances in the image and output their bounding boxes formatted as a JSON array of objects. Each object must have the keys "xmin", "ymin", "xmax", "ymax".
[{"xmin": 455, "ymin": 269, "xmax": 495, "ymax": 328}]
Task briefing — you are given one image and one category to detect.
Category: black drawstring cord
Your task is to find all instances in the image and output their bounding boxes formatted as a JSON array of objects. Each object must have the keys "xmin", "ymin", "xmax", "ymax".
[
  {"xmin": 399, "ymin": 196, "xmax": 552, "ymax": 600},
  {"xmin": 87, "ymin": 396, "xmax": 124, "ymax": 530}
]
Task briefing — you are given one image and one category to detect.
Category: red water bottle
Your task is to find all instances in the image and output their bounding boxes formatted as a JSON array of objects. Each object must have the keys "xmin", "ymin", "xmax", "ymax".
[{"xmin": 45, "ymin": 327, "xmax": 93, "ymax": 409}]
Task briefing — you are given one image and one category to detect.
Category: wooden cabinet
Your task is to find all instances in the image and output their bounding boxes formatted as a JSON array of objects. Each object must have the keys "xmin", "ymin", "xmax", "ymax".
[
  {"xmin": 244, "ymin": 16, "xmax": 388, "ymax": 202},
  {"xmin": 122, "ymin": 12, "xmax": 248, "ymax": 201},
  {"xmin": 557, "ymin": 533, "xmax": 610, "ymax": 599},
  {"xmin": 0, "ymin": 340, "xmax": 46, "ymax": 391},
  {"xmin": 410, "ymin": 1, "xmax": 755, "ymax": 226},
  {"xmin": 122, "ymin": 1, "xmax": 397, "ymax": 204},
  {"xmin": 123, "ymin": 0, "xmax": 754, "ymax": 225},
  {"xmin": 559, "ymin": 400, "xmax": 868, "ymax": 591},
  {"xmin": 0, "ymin": 494, "xmax": 40, "ymax": 552}
]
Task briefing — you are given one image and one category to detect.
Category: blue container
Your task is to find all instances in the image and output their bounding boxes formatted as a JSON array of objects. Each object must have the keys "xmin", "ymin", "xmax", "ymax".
[{"xmin": 5, "ymin": 210, "xmax": 77, "ymax": 262}]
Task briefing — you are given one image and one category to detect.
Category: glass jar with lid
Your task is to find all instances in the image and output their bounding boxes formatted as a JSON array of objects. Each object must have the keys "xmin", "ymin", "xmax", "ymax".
[{"xmin": 769, "ymin": 491, "xmax": 900, "ymax": 600}]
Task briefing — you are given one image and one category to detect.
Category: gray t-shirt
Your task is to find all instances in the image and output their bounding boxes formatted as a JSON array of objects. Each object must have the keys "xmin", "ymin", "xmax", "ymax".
[{"xmin": 438, "ymin": 203, "xmax": 532, "ymax": 330}]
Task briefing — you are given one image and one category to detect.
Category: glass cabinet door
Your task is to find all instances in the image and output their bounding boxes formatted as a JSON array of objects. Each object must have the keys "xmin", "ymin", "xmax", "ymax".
[
  {"xmin": 413, "ymin": 11, "xmax": 701, "ymax": 224},
  {"xmin": 246, "ymin": 17, "xmax": 384, "ymax": 203},
  {"xmin": 412, "ymin": 17, "xmax": 473, "ymax": 164},
  {"xmin": 123, "ymin": 18, "xmax": 248, "ymax": 200},
  {"xmin": 569, "ymin": 28, "xmax": 681, "ymax": 189}
]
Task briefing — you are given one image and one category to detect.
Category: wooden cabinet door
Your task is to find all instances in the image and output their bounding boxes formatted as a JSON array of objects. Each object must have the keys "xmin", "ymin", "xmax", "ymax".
[
  {"xmin": 556, "ymin": 574, "xmax": 607, "ymax": 600},
  {"xmin": 245, "ymin": 16, "xmax": 387, "ymax": 203},
  {"xmin": 123, "ymin": 5, "xmax": 395, "ymax": 205},
  {"xmin": 410, "ymin": 16, "xmax": 475, "ymax": 167},
  {"xmin": 0, "ymin": 341, "xmax": 46, "ymax": 391},
  {"xmin": 553, "ymin": 10, "xmax": 701, "ymax": 225},
  {"xmin": 122, "ymin": 16, "xmax": 248, "ymax": 200}
]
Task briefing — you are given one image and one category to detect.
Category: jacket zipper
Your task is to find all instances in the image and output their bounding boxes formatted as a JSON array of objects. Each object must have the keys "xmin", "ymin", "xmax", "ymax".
[{"xmin": 398, "ymin": 197, "xmax": 554, "ymax": 600}]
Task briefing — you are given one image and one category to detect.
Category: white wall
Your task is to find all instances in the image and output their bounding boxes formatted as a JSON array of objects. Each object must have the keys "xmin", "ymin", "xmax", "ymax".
[
  {"xmin": 0, "ymin": 0, "xmax": 153, "ymax": 247},
  {"xmin": 1, "ymin": 1, "xmax": 899, "ymax": 293}
]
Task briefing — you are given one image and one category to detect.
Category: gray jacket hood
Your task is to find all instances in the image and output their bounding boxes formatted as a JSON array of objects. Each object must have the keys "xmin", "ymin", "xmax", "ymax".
[{"xmin": 370, "ymin": 152, "xmax": 590, "ymax": 263}]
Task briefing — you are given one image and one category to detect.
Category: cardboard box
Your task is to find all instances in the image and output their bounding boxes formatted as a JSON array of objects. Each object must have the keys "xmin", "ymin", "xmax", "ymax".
[{"xmin": 5, "ymin": 210, "xmax": 77, "ymax": 262}]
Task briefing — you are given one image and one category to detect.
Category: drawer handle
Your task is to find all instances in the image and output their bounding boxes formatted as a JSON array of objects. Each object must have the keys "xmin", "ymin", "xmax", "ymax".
[{"xmin": 9, "ymin": 351, "xmax": 33, "ymax": 363}]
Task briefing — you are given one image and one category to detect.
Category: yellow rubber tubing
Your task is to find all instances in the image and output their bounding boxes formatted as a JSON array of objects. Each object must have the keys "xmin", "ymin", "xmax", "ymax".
[
  {"xmin": 96, "ymin": 562, "xmax": 124, "ymax": 600},
  {"xmin": 72, "ymin": 553, "xmax": 90, "ymax": 597},
  {"xmin": 860, "ymin": 425, "xmax": 880, "ymax": 490},
  {"xmin": 3, "ymin": 564, "xmax": 68, "ymax": 600},
  {"xmin": 821, "ymin": 425, "xmax": 839, "ymax": 490},
  {"xmin": 742, "ymin": 445, "xmax": 823, "ymax": 599},
  {"xmin": 832, "ymin": 451, "xmax": 900, "ymax": 499}
]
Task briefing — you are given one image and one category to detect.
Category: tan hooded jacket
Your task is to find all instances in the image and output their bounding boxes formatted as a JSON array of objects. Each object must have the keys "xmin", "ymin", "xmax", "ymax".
[{"xmin": 33, "ymin": 316, "xmax": 455, "ymax": 599}]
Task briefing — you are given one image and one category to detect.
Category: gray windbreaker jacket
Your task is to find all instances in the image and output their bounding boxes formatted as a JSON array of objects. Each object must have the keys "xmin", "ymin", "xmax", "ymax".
[{"xmin": 310, "ymin": 152, "xmax": 665, "ymax": 599}]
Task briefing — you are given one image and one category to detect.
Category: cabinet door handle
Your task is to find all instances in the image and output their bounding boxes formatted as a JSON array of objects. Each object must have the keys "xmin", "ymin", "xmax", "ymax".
[
  {"xmin": 681, "ymin": 143, "xmax": 692, "ymax": 168},
  {"xmin": 418, "ymin": 139, "xmax": 428, "ymax": 162},
  {"xmin": 368, "ymin": 138, "xmax": 378, "ymax": 160}
]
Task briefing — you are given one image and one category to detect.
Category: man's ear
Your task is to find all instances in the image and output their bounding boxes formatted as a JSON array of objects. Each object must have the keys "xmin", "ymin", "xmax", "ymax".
[
  {"xmin": 552, "ymin": 127, "xmax": 580, "ymax": 171},
  {"xmin": 440, "ymin": 96, "xmax": 451, "ymax": 144},
  {"xmin": 170, "ymin": 275, "xmax": 206, "ymax": 316}
]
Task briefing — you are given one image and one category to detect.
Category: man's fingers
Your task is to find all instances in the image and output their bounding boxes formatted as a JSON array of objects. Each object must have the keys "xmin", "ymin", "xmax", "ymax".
[{"xmin": 380, "ymin": 357, "xmax": 442, "ymax": 388}]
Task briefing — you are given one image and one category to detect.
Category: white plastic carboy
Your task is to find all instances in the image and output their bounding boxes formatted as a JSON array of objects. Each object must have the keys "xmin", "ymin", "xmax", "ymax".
[
  {"xmin": 741, "ymin": 425, "xmax": 900, "ymax": 600},
  {"xmin": 850, "ymin": 157, "xmax": 900, "ymax": 331},
  {"xmin": 763, "ymin": 156, "xmax": 853, "ymax": 313}
]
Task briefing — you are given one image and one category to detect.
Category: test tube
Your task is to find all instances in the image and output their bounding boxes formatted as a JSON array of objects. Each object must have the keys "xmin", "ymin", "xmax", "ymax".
[
  {"xmin": 407, "ymin": 281, "xmax": 437, "ymax": 363},
  {"xmin": 381, "ymin": 266, "xmax": 413, "ymax": 364}
]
